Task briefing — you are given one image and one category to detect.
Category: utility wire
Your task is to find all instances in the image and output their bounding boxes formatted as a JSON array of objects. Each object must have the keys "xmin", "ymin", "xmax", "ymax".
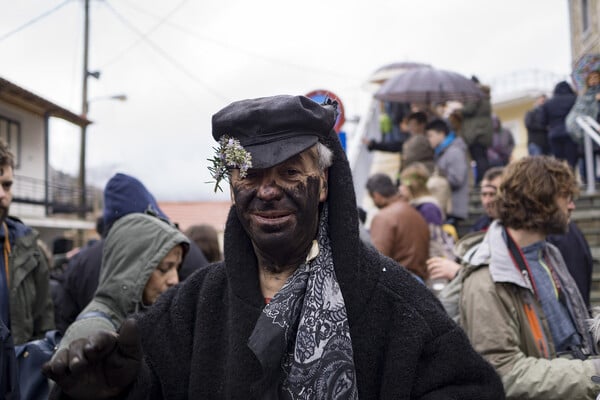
[
  {"xmin": 111, "ymin": 0, "xmax": 362, "ymax": 81},
  {"xmin": 0, "ymin": 0, "xmax": 73, "ymax": 43},
  {"xmin": 100, "ymin": 0, "xmax": 189, "ymax": 69},
  {"xmin": 102, "ymin": 0, "xmax": 229, "ymax": 102}
]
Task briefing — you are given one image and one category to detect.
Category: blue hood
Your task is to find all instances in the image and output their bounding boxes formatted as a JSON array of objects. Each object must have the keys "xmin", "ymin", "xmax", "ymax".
[{"xmin": 103, "ymin": 173, "xmax": 168, "ymax": 234}]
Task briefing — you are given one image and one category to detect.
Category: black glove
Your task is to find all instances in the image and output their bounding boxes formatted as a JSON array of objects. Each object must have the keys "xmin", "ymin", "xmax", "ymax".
[{"xmin": 43, "ymin": 318, "xmax": 142, "ymax": 400}]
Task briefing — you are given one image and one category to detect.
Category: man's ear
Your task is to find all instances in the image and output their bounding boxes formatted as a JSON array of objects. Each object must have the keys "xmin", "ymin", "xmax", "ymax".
[{"xmin": 319, "ymin": 169, "xmax": 329, "ymax": 202}]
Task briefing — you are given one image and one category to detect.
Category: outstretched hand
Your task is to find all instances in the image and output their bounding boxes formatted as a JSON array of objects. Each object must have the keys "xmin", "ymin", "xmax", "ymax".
[
  {"xmin": 42, "ymin": 318, "xmax": 142, "ymax": 400},
  {"xmin": 426, "ymin": 257, "xmax": 461, "ymax": 281}
]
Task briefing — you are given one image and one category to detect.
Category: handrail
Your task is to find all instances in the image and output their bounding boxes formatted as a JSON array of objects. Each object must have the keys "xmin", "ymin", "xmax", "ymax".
[
  {"xmin": 575, "ymin": 115, "xmax": 600, "ymax": 194},
  {"xmin": 348, "ymin": 100, "xmax": 379, "ymax": 204}
]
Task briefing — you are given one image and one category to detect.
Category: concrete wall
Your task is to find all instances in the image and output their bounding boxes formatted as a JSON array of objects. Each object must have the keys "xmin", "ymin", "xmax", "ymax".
[
  {"xmin": 570, "ymin": 0, "xmax": 600, "ymax": 63},
  {"xmin": 0, "ymin": 100, "xmax": 47, "ymax": 218},
  {"xmin": 492, "ymin": 96, "xmax": 541, "ymax": 161},
  {"xmin": 0, "ymin": 101, "xmax": 45, "ymax": 179}
]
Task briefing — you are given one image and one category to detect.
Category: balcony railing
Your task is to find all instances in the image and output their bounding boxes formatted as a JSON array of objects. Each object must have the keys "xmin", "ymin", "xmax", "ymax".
[{"xmin": 13, "ymin": 174, "xmax": 97, "ymax": 215}]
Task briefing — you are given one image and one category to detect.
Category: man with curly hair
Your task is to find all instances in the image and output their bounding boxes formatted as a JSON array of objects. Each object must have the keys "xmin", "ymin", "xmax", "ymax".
[{"xmin": 459, "ymin": 155, "xmax": 600, "ymax": 399}]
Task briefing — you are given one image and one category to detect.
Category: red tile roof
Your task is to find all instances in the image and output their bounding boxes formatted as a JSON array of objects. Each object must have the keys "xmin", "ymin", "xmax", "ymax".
[{"xmin": 158, "ymin": 201, "xmax": 232, "ymax": 233}]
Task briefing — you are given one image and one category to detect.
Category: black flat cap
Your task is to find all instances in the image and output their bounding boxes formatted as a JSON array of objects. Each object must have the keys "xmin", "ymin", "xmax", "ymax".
[{"xmin": 212, "ymin": 95, "xmax": 336, "ymax": 169}]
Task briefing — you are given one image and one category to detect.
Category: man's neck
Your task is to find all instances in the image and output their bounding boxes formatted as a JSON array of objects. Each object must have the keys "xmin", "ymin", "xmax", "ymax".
[
  {"xmin": 506, "ymin": 227, "xmax": 546, "ymax": 248},
  {"xmin": 385, "ymin": 194, "xmax": 404, "ymax": 207},
  {"xmin": 258, "ymin": 266, "xmax": 296, "ymax": 300}
]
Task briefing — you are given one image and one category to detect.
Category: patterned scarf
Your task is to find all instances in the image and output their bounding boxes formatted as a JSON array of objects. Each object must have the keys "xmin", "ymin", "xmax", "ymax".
[{"xmin": 248, "ymin": 205, "xmax": 358, "ymax": 399}]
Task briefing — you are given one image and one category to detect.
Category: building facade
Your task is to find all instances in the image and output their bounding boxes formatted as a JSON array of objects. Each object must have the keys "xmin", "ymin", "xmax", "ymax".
[
  {"xmin": 569, "ymin": 0, "xmax": 600, "ymax": 62},
  {"xmin": 0, "ymin": 77, "xmax": 98, "ymax": 246}
]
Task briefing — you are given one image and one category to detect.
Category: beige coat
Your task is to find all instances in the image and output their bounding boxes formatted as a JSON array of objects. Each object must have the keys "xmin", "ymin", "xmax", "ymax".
[{"xmin": 460, "ymin": 221, "xmax": 600, "ymax": 399}]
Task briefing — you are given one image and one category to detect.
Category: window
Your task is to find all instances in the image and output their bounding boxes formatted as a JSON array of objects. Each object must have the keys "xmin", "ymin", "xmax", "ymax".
[
  {"xmin": 582, "ymin": 0, "xmax": 590, "ymax": 33},
  {"xmin": 0, "ymin": 115, "xmax": 21, "ymax": 168}
]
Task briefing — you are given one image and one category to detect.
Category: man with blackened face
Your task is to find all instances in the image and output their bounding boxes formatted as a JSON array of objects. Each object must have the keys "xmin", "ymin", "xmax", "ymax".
[
  {"xmin": 44, "ymin": 95, "xmax": 503, "ymax": 400},
  {"xmin": 230, "ymin": 145, "xmax": 328, "ymax": 276}
]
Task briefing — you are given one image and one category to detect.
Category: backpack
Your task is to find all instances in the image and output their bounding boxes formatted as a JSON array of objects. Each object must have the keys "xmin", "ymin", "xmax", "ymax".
[
  {"xmin": 15, "ymin": 330, "xmax": 62, "ymax": 400},
  {"xmin": 437, "ymin": 231, "xmax": 486, "ymax": 323},
  {"xmin": 566, "ymin": 91, "xmax": 599, "ymax": 144}
]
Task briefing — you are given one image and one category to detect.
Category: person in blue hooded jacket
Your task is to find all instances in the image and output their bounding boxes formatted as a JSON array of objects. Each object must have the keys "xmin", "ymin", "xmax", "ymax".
[
  {"xmin": 53, "ymin": 173, "xmax": 208, "ymax": 333},
  {"xmin": 0, "ymin": 318, "xmax": 19, "ymax": 400},
  {"xmin": 426, "ymin": 118, "xmax": 469, "ymax": 225}
]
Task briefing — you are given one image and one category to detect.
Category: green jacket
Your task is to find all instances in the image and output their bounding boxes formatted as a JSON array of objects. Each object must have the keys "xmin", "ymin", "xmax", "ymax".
[
  {"xmin": 7, "ymin": 217, "xmax": 55, "ymax": 345},
  {"xmin": 461, "ymin": 96, "xmax": 493, "ymax": 147},
  {"xmin": 459, "ymin": 221, "xmax": 600, "ymax": 399},
  {"xmin": 57, "ymin": 213, "xmax": 190, "ymax": 352}
]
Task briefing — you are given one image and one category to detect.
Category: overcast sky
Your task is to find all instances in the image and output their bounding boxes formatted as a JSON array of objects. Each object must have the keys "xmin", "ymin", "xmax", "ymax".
[{"xmin": 0, "ymin": 0, "xmax": 572, "ymax": 201}]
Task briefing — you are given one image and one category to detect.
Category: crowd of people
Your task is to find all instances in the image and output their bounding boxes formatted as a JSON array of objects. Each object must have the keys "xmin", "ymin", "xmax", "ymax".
[
  {"xmin": 0, "ymin": 78, "xmax": 599, "ymax": 399},
  {"xmin": 526, "ymin": 71, "xmax": 600, "ymax": 182}
]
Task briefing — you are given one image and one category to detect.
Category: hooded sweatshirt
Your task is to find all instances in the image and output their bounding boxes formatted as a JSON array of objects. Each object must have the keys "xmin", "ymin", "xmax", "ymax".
[
  {"xmin": 56, "ymin": 213, "xmax": 189, "ymax": 353},
  {"xmin": 541, "ymin": 81, "xmax": 577, "ymax": 140},
  {"xmin": 54, "ymin": 173, "xmax": 207, "ymax": 333}
]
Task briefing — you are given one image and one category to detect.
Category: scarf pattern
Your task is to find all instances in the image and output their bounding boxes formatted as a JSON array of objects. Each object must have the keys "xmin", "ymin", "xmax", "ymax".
[{"xmin": 248, "ymin": 205, "xmax": 358, "ymax": 399}]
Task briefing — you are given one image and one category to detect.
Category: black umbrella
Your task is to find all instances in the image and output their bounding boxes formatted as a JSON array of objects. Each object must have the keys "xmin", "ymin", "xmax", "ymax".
[{"xmin": 374, "ymin": 67, "xmax": 484, "ymax": 103}]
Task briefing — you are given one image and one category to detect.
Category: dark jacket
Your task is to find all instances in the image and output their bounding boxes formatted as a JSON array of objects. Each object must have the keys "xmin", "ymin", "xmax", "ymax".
[
  {"xmin": 124, "ymin": 129, "xmax": 504, "ymax": 399},
  {"xmin": 4, "ymin": 217, "xmax": 54, "ymax": 345},
  {"xmin": 0, "ymin": 319, "xmax": 19, "ymax": 400},
  {"xmin": 367, "ymin": 131, "xmax": 410, "ymax": 153},
  {"xmin": 541, "ymin": 81, "xmax": 576, "ymax": 140},
  {"xmin": 470, "ymin": 214, "xmax": 493, "ymax": 233},
  {"xmin": 525, "ymin": 105, "xmax": 548, "ymax": 149},
  {"xmin": 461, "ymin": 95, "xmax": 494, "ymax": 147},
  {"xmin": 548, "ymin": 221, "xmax": 593, "ymax": 307}
]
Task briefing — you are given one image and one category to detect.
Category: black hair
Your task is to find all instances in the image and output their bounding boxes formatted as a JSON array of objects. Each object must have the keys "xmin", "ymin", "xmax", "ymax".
[
  {"xmin": 95, "ymin": 216, "xmax": 105, "ymax": 237},
  {"xmin": 425, "ymin": 118, "xmax": 450, "ymax": 135},
  {"xmin": 366, "ymin": 173, "xmax": 398, "ymax": 197},
  {"xmin": 406, "ymin": 111, "xmax": 428, "ymax": 125}
]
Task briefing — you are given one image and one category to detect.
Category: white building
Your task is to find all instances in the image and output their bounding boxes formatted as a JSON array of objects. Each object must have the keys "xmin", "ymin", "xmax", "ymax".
[{"xmin": 0, "ymin": 77, "xmax": 97, "ymax": 246}]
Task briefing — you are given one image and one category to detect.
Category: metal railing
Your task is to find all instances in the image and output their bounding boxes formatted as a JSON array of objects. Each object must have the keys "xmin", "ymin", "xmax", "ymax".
[
  {"xmin": 575, "ymin": 115, "xmax": 600, "ymax": 194},
  {"xmin": 13, "ymin": 174, "xmax": 96, "ymax": 214}
]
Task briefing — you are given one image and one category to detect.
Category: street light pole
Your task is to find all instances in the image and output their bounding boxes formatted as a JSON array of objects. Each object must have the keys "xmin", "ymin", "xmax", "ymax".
[{"xmin": 78, "ymin": 0, "xmax": 90, "ymax": 219}]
